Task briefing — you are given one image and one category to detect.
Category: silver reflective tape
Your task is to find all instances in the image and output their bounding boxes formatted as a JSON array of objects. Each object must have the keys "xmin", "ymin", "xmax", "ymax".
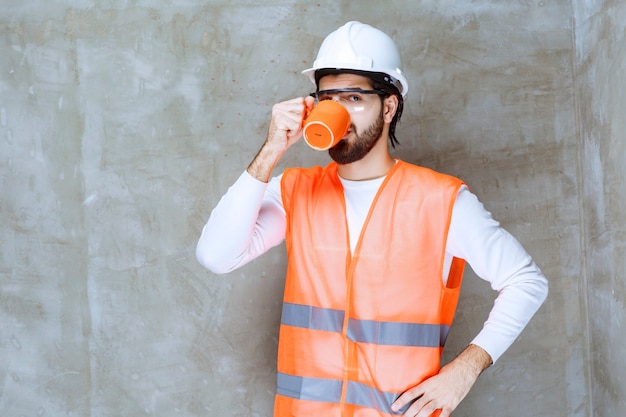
[
  {"xmin": 281, "ymin": 303, "xmax": 450, "ymax": 347},
  {"xmin": 346, "ymin": 380, "xmax": 402, "ymax": 414},
  {"xmin": 280, "ymin": 302, "xmax": 344, "ymax": 332},
  {"xmin": 276, "ymin": 373, "xmax": 407, "ymax": 415},
  {"xmin": 348, "ymin": 319, "xmax": 448, "ymax": 347},
  {"xmin": 276, "ymin": 373, "xmax": 342, "ymax": 403},
  {"xmin": 440, "ymin": 325, "xmax": 450, "ymax": 346}
]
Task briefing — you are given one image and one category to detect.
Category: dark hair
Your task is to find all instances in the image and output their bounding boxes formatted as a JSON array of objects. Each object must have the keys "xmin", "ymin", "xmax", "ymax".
[{"xmin": 315, "ymin": 69, "xmax": 404, "ymax": 148}]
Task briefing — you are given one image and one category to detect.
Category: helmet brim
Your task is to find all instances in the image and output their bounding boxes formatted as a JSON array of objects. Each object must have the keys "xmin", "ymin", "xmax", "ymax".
[{"xmin": 302, "ymin": 67, "xmax": 408, "ymax": 98}]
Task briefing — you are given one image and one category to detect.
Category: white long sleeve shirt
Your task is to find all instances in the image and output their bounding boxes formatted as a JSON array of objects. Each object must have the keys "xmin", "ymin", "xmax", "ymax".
[{"xmin": 196, "ymin": 169, "xmax": 548, "ymax": 363}]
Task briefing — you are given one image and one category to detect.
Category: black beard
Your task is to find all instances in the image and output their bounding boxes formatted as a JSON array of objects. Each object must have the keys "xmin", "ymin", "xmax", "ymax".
[{"xmin": 328, "ymin": 109, "xmax": 385, "ymax": 165}]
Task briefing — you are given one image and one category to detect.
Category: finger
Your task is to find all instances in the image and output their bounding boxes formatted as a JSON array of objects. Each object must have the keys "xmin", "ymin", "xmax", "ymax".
[
  {"xmin": 405, "ymin": 399, "xmax": 437, "ymax": 417},
  {"xmin": 274, "ymin": 113, "xmax": 302, "ymax": 133},
  {"xmin": 274, "ymin": 100, "xmax": 308, "ymax": 128},
  {"xmin": 304, "ymin": 95, "xmax": 315, "ymax": 111},
  {"xmin": 272, "ymin": 100, "xmax": 305, "ymax": 121},
  {"xmin": 438, "ymin": 409, "xmax": 451, "ymax": 417},
  {"xmin": 392, "ymin": 387, "xmax": 423, "ymax": 413},
  {"xmin": 281, "ymin": 96, "xmax": 309, "ymax": 112},
  {"xmin": 286, "ymin": 124, "xmax": 303, "ymax": 141}
]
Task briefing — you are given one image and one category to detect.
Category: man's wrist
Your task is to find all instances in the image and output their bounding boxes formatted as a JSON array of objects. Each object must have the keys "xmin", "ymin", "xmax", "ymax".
[
  {"xmin": 247, "ymin": 142, "xmax": 285, "ymax": 183},
  {"xmin": 456, "ymin": 344, "xmax": 493, "ymax": 377}
]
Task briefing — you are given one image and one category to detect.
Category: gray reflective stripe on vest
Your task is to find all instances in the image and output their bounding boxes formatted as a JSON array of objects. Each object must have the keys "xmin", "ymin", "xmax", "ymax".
[
  {"xmin": 281, "ymin": 302, "xmax": 344, "ymax": 332},
  {"xmin": 277, "ymin": 372, "xmax": 409, "ymax": 415},
  {"xmin": 276, "ymin": 373, "xmax": 342, "ymax": 403},
  {"xmin": 348, "ymin": 318, "xmax": 449, "ymax": 347},
  {"xmin": 281, "ymin": 302, "xmax": 450, "ymax": 347},
  {"xmin": 346, "ymin": 380, "xmax": 403, "ymax": 414}
]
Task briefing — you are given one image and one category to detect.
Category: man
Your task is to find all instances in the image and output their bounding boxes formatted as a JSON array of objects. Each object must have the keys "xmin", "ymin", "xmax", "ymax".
[{"xmin": 196, "ymin": 21, "xmax": 548, "ymax": 417}]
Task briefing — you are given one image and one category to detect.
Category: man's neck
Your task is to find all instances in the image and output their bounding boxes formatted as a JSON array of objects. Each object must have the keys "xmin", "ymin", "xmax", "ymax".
[{"xmin": 337, "ymin": 141, "xmax": 396, "ymax": 181}]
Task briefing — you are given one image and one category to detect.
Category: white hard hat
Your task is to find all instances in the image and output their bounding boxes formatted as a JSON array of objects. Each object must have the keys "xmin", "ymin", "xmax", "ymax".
[{"xmin": 302, "ymin": 21, "xmax": 409, "ymax": 98}]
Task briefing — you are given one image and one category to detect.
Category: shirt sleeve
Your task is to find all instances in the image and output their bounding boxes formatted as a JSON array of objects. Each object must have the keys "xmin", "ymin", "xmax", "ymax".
[
  {"xmin": 195, "ymin": 171, "xmax": 286, "ymax": 274},
  {"xmin": 447, "ymin": 185, "xmax": 549, "ymax": 363}
]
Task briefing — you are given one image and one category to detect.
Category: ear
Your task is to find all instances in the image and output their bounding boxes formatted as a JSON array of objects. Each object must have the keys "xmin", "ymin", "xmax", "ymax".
[{"xmin": 383, "ymin": 95, "xmax": 399, "ymax": 123}]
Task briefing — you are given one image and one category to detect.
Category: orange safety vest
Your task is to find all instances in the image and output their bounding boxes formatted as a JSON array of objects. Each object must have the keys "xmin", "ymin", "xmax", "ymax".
[{"xmin": 276, "ymin": 160, "xmax": 466, "ymax": 417}]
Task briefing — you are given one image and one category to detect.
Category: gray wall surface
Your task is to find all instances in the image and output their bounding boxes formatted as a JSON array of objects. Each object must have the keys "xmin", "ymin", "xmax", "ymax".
[
  {"xmin": 574, "ymin": 1, "xmax": 626, "ymax": 416},
  {"xmin": 0, "ymin": 1, "xmax": 623, "ymax": 416}
]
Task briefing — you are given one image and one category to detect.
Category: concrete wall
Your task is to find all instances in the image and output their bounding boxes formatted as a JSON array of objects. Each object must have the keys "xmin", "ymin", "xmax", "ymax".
[
  {"xmin": 573, "ymin": 1, "xmax": 626, "ymax": 416},
  {"xmin": 0, "ymin": 1, "xmax": 620, "ymax": 416}
]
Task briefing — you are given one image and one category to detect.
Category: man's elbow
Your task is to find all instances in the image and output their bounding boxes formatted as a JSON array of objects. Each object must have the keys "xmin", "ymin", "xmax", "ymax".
[
  {"xmin": 539, "ymin": 277, "xmax": 549, "ymax": 304},
  {"xmin": 195, "ymin": 243, "xmax": 234, "ymax": 275}
]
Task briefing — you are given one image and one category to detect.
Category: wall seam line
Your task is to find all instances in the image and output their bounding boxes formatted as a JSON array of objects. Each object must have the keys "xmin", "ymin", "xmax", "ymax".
[{"xmin": 570, "ymin": 8, "xmax": 594, "ymax": 417}]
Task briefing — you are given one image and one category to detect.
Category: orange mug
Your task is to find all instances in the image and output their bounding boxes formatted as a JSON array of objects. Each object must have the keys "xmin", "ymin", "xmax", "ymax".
[{"xmin": 302, "ymin": 100, "xmax": 351, "ymax": 150}]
